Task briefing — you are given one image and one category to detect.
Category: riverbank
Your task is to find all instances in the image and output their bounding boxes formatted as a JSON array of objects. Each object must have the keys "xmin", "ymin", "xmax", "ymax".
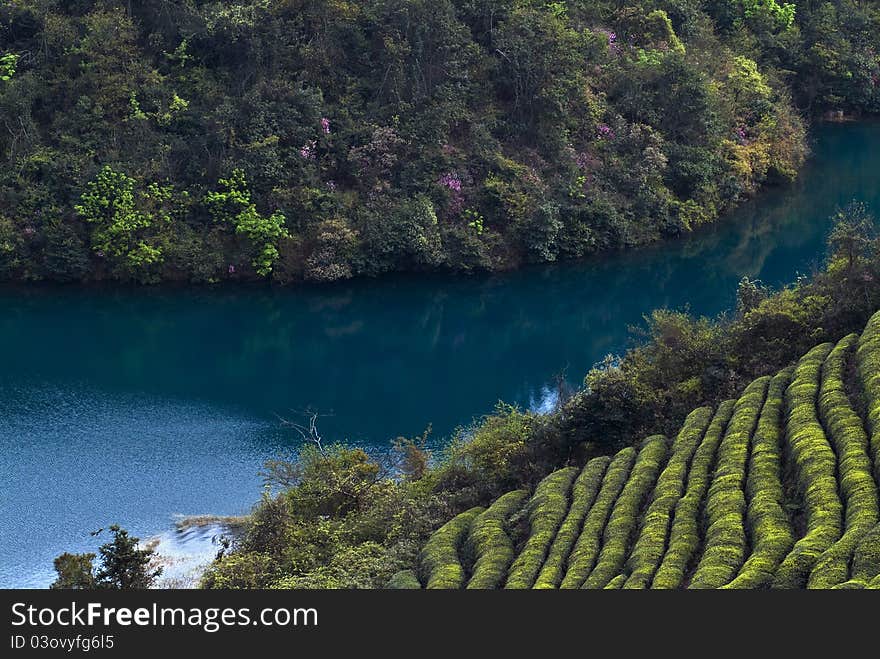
[{"xmin": 3, "ymin": 122, "xmax": 879, "ymax": 588}]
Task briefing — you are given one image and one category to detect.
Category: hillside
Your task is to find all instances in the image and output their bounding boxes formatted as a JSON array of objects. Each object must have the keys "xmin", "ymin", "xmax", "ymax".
[
  {"xmin": 3, "ymin": 1, "xmax": 878, "ymax": 284},
  {"xmin": 401, "ymin": 311, "xmax": 880, "ymax": 589}
]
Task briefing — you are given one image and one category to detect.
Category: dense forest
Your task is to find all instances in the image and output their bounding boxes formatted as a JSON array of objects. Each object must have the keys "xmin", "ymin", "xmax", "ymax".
[{"xmin": 2, "ymin": 0, "xmax": 878, "ymax": 284}]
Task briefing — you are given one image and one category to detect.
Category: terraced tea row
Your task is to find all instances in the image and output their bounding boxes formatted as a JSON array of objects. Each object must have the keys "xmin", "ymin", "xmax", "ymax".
[{"xmin": 399, "ymin": 310, "xmax": 880, "ymax": 589}]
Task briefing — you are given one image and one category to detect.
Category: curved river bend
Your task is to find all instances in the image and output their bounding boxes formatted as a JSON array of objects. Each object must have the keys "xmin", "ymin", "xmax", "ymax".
[{"xmin": 2, "ymin": 123, "xmax": 879, "ymax": 587}]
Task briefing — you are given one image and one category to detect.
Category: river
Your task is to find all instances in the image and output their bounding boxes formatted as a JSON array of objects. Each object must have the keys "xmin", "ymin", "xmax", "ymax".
[{"xmin": 1, "ymin": 122, "xmax": 879, "ymax": 587}]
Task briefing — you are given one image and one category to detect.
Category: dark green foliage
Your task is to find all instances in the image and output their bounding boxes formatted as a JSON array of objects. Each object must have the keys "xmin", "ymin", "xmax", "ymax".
[
  {"xmin": 725, "ymin": 368, "xmax": 795, "ymax": 589},
  {"xmin": 583, "ymin": 436, "xmax": 668, "ymax": 589},
  {"xmin": 504, "ymin": 467, "xmax": 578, "ymax": 589},
  {"xmin": 534, "ymin": 457, "xmax": 610, "ymax": 589},
  {"xmin": 466, "ymin": 490, "xmax": 529, "ymax": 589},
  {"xmin": 772, "ymin": 343, "xmax": 842, "ymax": 589},
  {"xmin": 52, "ymin": 525, "xmax": 161, "ymax": 590},
  {"xmin": 690, "ymin": 377, "xmax": 770, "ymax": 588},
  {"xmin": 51, "ymin": 553, "xmax": 97, "ymax": 590},
  {"xmin": 420, "ymin": 507, "xmax": 484, "ymax": 590},
  {"xmin": 809, "ymin": 335, "xmax": 879, "ymax": 588},
  {"xmin": 652, "ymin": 400, "xmax": 736, "ymax": 588},
  {"xmin": 1, "ymin": 0, "xmax": 843, "ymax": 284},
  {"xmin": 560, "ymin": 448, "xmax": 637, "ymax": 588},
  {"xmin": 624, "ymin": 407, "xmax": 714, "ymax": 589}
]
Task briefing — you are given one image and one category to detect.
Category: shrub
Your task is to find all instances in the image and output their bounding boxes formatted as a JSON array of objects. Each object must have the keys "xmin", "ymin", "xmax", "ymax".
[
  {"xmin": 604, "ymin": 574, "xmax": 627, "ymax": 589},
  {"xmin": 465, "ymin": 490, "xmax": 529, "ymax": 589},
  {"xmin": 652, "ymin": 399, "xmax": 736, "ymax": 588},
  {"xmin": 857, "ymin": 311, "xmax": 880, "ymax": 485},
  {"xmin": 505, "ymin": 468, "xmax": 578, "ymax": 589},
  {"xmin": 387, "ymin": 570, "xmax": 422, "ymax": 589},
  {"xmin": 690, "ymin": 377, "xmax": 770, "ymax": 588},
  {"xmin": 624, "ymin": 407, "xmax": 714, "ymax": 588},
  {"xmin": 850, "ymin": 524, "xmax": 880, "ymax": 583},
  {"xmin": 534, "ymin": 457, "xmax": 611, "ymax": 589},
  {"xmin": 809, "ymin": 335, "xmax": 879, "ymax": 588},
  {"xmin": 772, "ymin": 343, "xmax": 843, "ymax": 589},
  {"xmin": 420, "ymin": 507, "xmax": 484, "ymax": 590},
  {"xmin": 724, "ymin": 367, "xmax": 795, "ymax": 589},
  {"xmin": 583, "ymin": 436, "xmax": 669, "ymax": 588},
  {"xmin": 560, "ymin": 448, "xmax": 637, "ymax": 588}
]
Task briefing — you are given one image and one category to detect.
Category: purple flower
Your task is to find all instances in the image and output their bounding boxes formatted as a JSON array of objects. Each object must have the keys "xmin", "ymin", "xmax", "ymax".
[
  {"xmin": 438, "ymin": 172, "xmax": 462, "ymax": 192},
  {"xmin": 228, "ymin": 264, "xmax": 236, "ymax": 274},
  {"xmin": 734, "ymin": 127, "xmax": 748, "ymax": 145},
  {"xmin": 321, "ymin": 117, "xmax": 331, "ymax": 135},
  {"xmin": 597, "ymin": 123, "xmax": 615, "ymax": 140},
  {"xmin": 327, "ymin": 180, "xmax": 337, "ymax": 191},
  {"xmin": 300, "ymin": 140, "xmax": 317, "ymax": 159}
]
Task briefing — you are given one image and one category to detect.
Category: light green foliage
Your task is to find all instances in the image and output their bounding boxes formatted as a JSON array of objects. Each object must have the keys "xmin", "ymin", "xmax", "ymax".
[
  {"xmin": 652, "ymin": 400, "xmax": 736, "ymax": 589},
  {"xmin": 691, "ymin": 377, "xmax": 770, "ymax": 588},
  {"xmin": 624, "ymin": 407, "xmax": 714, "ymax": 588},
  {"xmin": 504, "ymin": 467, "xmax": 578, "ymax": 589},
  {"xmin": 74, "ymin": 166, "xmax": 165, "ymax": 271},
  {"xmin": 583, "ymin": 435, "xmax": 668, "ymax": 588},
  {"xmin": 420, "ymin": 507, "xmax": 484, "ymax": 590},
  {"xmin": 466, "ymin": 490, "xmax": 529, "ymax": 589},
  {"xmin": 386, "ymin": 569, "xmax": 422, "ymax": 589},
  {"xmin": 857, "ymin": 311, "xmax": 880, "ymax": 485},
  {"xmin": 205, "ymin": 169, "xmax": 289, "ymax": 276},
  {"xmin": 834, "ymin": 524, "xmax": 880, "ymax": 588},
  {"xmin": 809, "ymin": 335, "xmax": 879, "ymax": 588},
  {"xmin": 725, "ymin": 368, "xmax": 795, "ymax": 589},
  {"xmin": 560, "ymin": 448, "xmax": 637, "ymax": 588},
  {"xmin": 773, "ymin": 343, "xmax": 843, "ymax": 588},
  {"xmin": 0, "ymin": 52, "xmax": 18, "ymax": 81},
  {"xmin": 604, "ymin": 574, "xmax": 627, "ymax": 589},
  {"xmin": 534, "ymin": 457, "xmax": 610, "ymax": 589}
]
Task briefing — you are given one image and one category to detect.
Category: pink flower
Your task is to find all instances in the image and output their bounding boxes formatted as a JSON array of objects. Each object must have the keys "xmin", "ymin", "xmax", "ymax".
[
  {"xmin": 228, "ymin": 264, "xmax": 236, "ymax": 274},
  {"xmin": 597, "ymin": 123, "xmax": 615, "ymax": 140},
  {"xmin": 438, "ymin": 172, "xmax": 462, "ymax": 192},
  {"xmin": 321, "ymin": 117, "xmax": 331, "ymax": 134},
  {"xmin": 300, "ymin": 140, "xmax": 317, "ymax": 159}
]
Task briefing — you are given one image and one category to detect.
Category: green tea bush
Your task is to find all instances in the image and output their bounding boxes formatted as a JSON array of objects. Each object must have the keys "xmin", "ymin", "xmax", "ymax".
[
  {"xmin": 386, "ymin": 570, "xmax": 422, "ymax": 589},
  {"xmin": 690, "ymin": 377, "xmax": 770, "ymax": 588},
  {"xmin": 604, "ymin": 574, "xmax": 627, "ymax": 589},
  {"xmin": 857, "ymin": 311, "xmax": 880, "ymax": 484},
  {"xmin": 624, "ymin": 407, "xmax": 713, "ymax": 589},
  {"xmin": 809, "ymin": 335, "xmax": 879, "ymax": 588},
  {"xmin": 420, "ymin": 507, "xmax": 484, "ymax": 590},
  {"xmin": 504, "ymin": 467, "xmax": 579, "ymax": 589},
  {"xmin": 465, "ymin": 490, "xmax": 529, "ymax": 589},
  {"xmin": 850, "ymin": 524, "xmax": 880, "ymax": 583},
  {"xmin": 772, "ymin": 343, "xmax": 843, "ymax": 589},
  {"xmin": 652, "ymin": 400, "xmax": 736, "ymax": 589},
  {"xmin": 560, "ymin": 448, "xmax": 637, "ymax": 589},
  {"xmin": 534, "ymin": 457, "xmax": 611, "ymax": 589},
  {"xmin": 583, "ymin": 436, "xmax": 668, "ymax": 589},
  {"xmin": 724, "ymin": 368, "xmax": 795, "ymax": 589}
]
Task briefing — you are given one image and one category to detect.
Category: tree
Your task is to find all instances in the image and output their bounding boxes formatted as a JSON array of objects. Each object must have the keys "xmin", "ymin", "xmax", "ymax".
[
  {"xmin": 827, "ymin": 202, "xmax": 876, "ymax": 272},
  {"xmin": 51, "ymin": 553, "xmax": 97, "ymax": 590},
  {"xmin": 95, "ymin": 525, "xmax": 163, "ymax": 589},
  {"xmin": 51, "ymin": 525, "xmax": 162, "ymax": 590},
  {"xmin": 204, "ymin": 169, "xmax": 289, "ymax": 277}
]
